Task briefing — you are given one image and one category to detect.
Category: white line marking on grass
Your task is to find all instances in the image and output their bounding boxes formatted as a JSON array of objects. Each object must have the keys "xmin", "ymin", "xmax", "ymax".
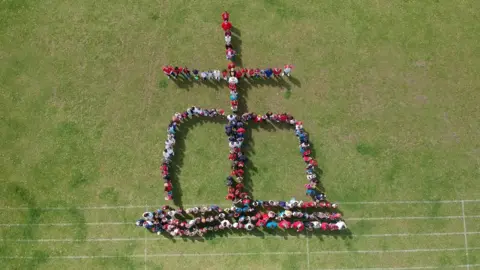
[
  {"xmin": 0, "ymin": 251, "xmax": 305, "ymax": 259},
  {"xmin": 0, "ymin": 204, "xmax": 230, "ymax": 210},
  {"xmin": 348, "ymin": 216, "xmax": 464, "ymax": 221},
  {"xmin": 144, "ymin": 205, "xmax": 147, "ymax": 270},
  {"xmin": 2, "ymin": 249, "xmax": 480, "ymax": 260},
  {"xmin": 318, "ymin": 264, "xmax": 480, "ymax": 270},
  {"xmin": 6, "ymin": 231, "xmax": 480, "ymax": 242},
  {"xmin": 462, "ymin": 200, "xmax": 470, "ymax": 270},
  {"xmin": 308, "ymin": 247, "xmax": 480, "ymax": 254},
  {"xmin": 339, "ymin": 199, "xmax": 480, "ymax": 205},
  {"xmin": 1, "ymin": 199, "xmax": 480, "ymax": 210},
  {"xmin": 306, "ymin": 231, "xmax": 310, "ymax": 270}
]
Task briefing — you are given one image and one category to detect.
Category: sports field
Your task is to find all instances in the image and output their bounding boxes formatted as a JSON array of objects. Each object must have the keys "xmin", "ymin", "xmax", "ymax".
[{"xmin": 1, "ymin": 0, "xmax": 480, "ymax": 269}]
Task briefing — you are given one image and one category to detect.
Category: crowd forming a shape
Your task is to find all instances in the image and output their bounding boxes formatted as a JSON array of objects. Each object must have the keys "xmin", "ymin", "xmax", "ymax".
[{"xmin": 137, "ymin": 11, "xmax": 347, "ymax": 237}]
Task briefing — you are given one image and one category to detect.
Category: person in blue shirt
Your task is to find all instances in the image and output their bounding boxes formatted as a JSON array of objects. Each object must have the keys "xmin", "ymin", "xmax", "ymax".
[
  {"xmin": 266, "ymin": 221, "xmax": 278, "ymax": 229},
  {"xmin": 265, "ymin": 68, "xmax": 273, "ymax": 78},
  {"xmin": 306, "ymin": 188, "xmax": 316, "ymax": 197}
]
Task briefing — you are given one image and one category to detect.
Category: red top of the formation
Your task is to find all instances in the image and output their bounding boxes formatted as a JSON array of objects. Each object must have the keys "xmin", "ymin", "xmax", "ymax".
[{"xmin": 222, "ymin": 11, "xmax": 229, "ymax": 21}]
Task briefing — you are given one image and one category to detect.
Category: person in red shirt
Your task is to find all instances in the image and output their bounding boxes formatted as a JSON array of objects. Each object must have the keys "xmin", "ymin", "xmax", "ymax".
[
  {"xmin": 292, "ymin": 221, "xmax": 304, "ymax": 232},
  {"xmin": 280, "ymin": 114, "xmax": 287, "ymax": 122},
  {"xmin": 182, "ymin": 67, "xmax": 191, "ymax": 79},
  {"xmin": 164, "ymin": 182, "xmax": 172, "ymax": 192},
  {"xmin": 227, "ymin": 62, "xmax": 235, "ymax": 70},
  {"xmin": 248, "ymin": 69, "xmax": 255, "ymax": 78},
  {"xmin": 237, "ymin": 127, "xmax": 246, "ymax": 134},
  {"xmin": 273, "ymin": 67, "xmax": 282, "ymax": 77},
  {"xmin": 173, "ymin": 67, "xmax": 180, "ymax": 77},
  {"xmin": 235, "ymin": 169, "xmax": 244, "ymax": 177},
  {"xmin": 256, "ymin": 219, "xmax": 266, "ymax": 227},
  {"xmin": 162, "ymin": 66, "xmax": 172, "ymax": 76},
  {"xmin": 221, "ymin": 21, "xmax": 232, "ymax": 32},
  {"xmin": 229, "ymin": 83, "xmax": 237, "ymax": 91},
  {"xmin": 254, "ymin": 68, "xmax": 261, "ymax": 79},
  {"xmin": 230, "ymin": 100, "xmax": 238, "ymax": 107},
  {"xmin": 222, "ymin": 11, "xmax": 230, "ymax": 21},
  {"xmin": 222, "ymin": 69, "xmax": 228, "ymax": 80},
  {"xmin": 235, "ymin": 69, "xmax": 243, "ymax": 79},
  {"xmin": 235, "ymin": 183, "xmax": 244, "ymax": 190}
]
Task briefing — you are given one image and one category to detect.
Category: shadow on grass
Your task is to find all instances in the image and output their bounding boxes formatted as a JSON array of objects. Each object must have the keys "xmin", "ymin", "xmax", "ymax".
[
  {"xmin": 231, "ymin": 26, "xmax": 243, "ymax": 67},
  {"xmin": 156, "ymin": 227, "xmax": 352, "ymax": 243}
]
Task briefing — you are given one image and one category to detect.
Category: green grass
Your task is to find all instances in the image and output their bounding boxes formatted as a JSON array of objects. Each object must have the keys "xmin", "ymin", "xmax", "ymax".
[{"xmin": 1, "ymin": 0, "xmax": 480, "ymax": 269}]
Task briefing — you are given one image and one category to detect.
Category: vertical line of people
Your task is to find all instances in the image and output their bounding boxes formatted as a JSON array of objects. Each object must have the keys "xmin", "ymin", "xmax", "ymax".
[{"xmin": 161, "ymin": 108, "xmax": 226, "ymax": 200}]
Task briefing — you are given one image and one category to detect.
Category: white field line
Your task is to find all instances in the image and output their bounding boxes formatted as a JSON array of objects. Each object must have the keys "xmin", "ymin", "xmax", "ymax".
[
  {"xmin": 2, "ymin": 248, "xmax": 480, "ymax": 259},
  {"xmin": 461, "ymin": 200, "xmax": 470, "ymax": 270},
  {"xmin": 5, "ymin": 231, "xmax": 480, "ymax": 242},
  {"xmin": 306, "ymin": 231, "xmax": 310, "ymax": 270},
  {"xmin": 3, "ymin": 215, "xmax": 480, "ymax": 227},
  {"xmin": 319, "ymin": 264, "xmax": 480, "ymax": 270},
  {"xmin": 144, "ymin": 205, "xmax": 147, "ymax": 270},
  {"xmin": 0, "ymin": 199, "xmax": 479, "ymax": 210}
]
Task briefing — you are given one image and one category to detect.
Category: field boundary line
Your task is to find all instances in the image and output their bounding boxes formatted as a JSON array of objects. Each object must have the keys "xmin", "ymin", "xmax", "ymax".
[
  {"xmin": 319, "ymin": 264, "xmax": 480, "ymax": 270},
  {"xmin": 144, "ymin": 205, "xmax": 147, "ymax": 270},
  {"xmin": 6, "ymin": 231, "xmax": 480, "ymax": 242},
  {"xmin": 461, "ymin": 200, "xmax": 470, "ymax": 270},
  {"xmin": 4, "ymin": 215, "xmax": 480, "ymax": 227},
  {"xmin": 2, "ymin": 248, "xmax": 480, "ymax": 259},
  {"xmin": 306, "ymin": 231, "xmax": 310, "ymax": 270},
  {"xmin": 308, "ymin": 247, "xmax": 480, "ymax": 254},
  {"xmin": 0, "ymin": 199, "xmax": 479, "ymax": 210}
]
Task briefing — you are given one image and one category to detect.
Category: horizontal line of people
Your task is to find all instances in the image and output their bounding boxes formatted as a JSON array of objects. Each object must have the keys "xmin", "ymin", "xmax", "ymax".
[
  {"xmin": 136, "ymin": 199, "xmax": 346, "ymax": 237},
  {"xmin": 161, "ymin": 64, "xmax": 294, "ymax": 81}
]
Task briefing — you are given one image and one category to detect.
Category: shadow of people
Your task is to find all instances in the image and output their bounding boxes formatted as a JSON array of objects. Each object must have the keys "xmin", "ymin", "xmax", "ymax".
[
  {"xmin": 287, "ymin": 76, "xmax": 301, "ymax": 88},
  {"xmin": 231, "ymin": 34, "xmax": 243, "ymax": 67}
]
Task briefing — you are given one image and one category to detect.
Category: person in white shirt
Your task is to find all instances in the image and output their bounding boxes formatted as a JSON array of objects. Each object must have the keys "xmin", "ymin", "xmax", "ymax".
[
  {"xmin": 220, "ymin": 220, "xmax": 231, "ymax": 228},
  {"xmin": 227, "ymin": 114, "xmax": 236, "ymax": 122},
  {"xmin": 213, "ymin": 70, "xmax": 221, "ymax": 81},
  {"xmin": 200, "ymin": 71, "xmax": 208, "ymax": 81},
  {"xmin": 143, "ymin": 212, "xmax": 154, "ymax": 220},
  {"xmin": 311, "ymin": 221, "xmax": 321, "ymax": 229},
  {"xmin": 207, "ymin": 70, "xmax": 214, "ymax": 80},
  {"xmin": 336, "ymin": 221, "xmax": 347, "ymax": 230},
  {"xmin": 225, "ymin": 35, "xmax": 231, "ymax": 46},
  {"xmin": 228, "ymin": 76, "xmax": 238, "ymax": 84},
  {"xmin": 165, "ymin": 140, "xmax": 174, "ymax": 148}
]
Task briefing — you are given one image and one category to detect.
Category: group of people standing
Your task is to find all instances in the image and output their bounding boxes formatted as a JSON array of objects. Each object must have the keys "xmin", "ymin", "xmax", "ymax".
[
  {"xmin": 151, "ymin": 12, "xmax": 341, "ymax": 237},
  {"xmin": 136, "ymin": 198, "xmax": 346, "ymax": 237}
]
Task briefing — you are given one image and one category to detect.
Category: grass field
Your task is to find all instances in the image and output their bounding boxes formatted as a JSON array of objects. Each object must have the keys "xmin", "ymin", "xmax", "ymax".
[{"xmin": 1, "ymin": 0, "xmax": 480, "ymax": 269}]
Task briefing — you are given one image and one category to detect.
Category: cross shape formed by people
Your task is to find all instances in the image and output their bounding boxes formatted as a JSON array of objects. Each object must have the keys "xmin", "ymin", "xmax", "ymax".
[{"xmin": 138, "ymin": 11, "xmax": 347, "ymax": 237}]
